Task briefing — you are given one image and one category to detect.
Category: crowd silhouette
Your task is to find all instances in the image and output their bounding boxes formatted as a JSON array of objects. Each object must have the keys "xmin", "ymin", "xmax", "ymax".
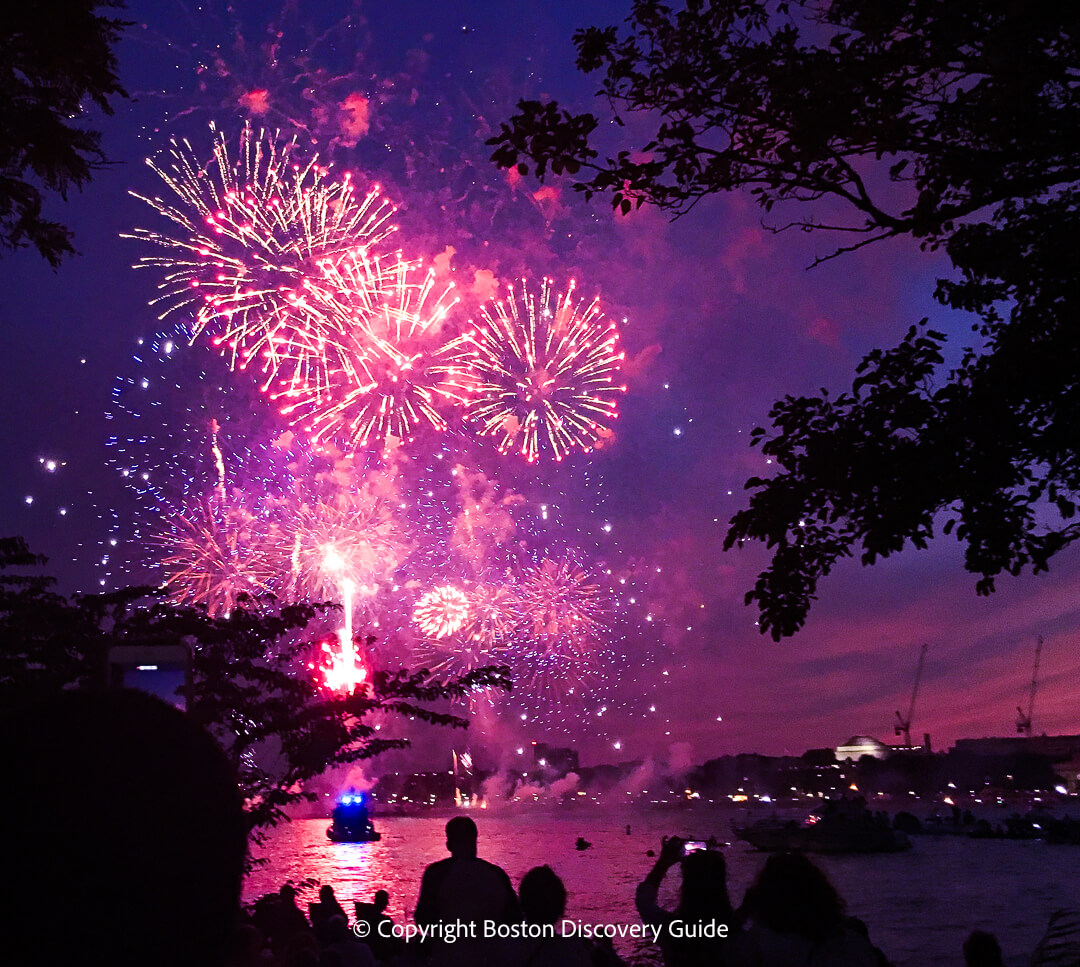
[{"xmin": 3, "ymin": 689, "xmax": 1075, "ymax": 967}]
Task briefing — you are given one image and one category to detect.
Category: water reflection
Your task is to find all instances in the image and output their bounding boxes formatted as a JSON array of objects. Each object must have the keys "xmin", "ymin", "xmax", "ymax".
[{"xmin": 246, "ymin": 809, "xmax": 1080, "ymax": 967}]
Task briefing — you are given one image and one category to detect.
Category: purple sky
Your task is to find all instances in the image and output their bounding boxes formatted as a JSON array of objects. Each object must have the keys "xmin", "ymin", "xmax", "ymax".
[{"xmin": 1, "ymin": 0, "xmax": 1077, "ymax": 767}]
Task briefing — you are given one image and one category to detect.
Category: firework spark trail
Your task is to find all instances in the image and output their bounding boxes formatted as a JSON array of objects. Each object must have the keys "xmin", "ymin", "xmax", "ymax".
[
  {"xmin": 275, "ymin": 256, "xmax": 464, "ymax": 455},
  {"xmin": 413, "ymin": 585, "xmax": 471, "ymax": 638},
  {"xmin": 450, "ymin": 278, "xmax": 626, "ymax": 462},
  {"xmin": 155, "ymin": 498, "xmax": 276, "ymax": 616},
  {"xmin": 126, "ymin": 122, "xmax": 397, "ymax": 392}
]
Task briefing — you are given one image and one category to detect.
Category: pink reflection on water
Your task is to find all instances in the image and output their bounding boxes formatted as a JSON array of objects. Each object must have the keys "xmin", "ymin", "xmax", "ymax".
[
  {"xmin": 245, "ymin": 814, "xmax": 654, "ymax": 936},
  {"xmin": 245, "ymin": 810, "xmax": 1080, "ymax": 967}
]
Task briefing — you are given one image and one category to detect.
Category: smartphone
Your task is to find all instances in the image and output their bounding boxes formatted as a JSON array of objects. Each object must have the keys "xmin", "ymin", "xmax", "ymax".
[{"xmin": 682, "ymin": 840, "xmax": 707, "ymax": 855}]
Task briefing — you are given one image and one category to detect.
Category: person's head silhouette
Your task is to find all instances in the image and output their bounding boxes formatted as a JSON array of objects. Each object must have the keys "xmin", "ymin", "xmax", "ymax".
[
  {"xmin": 3, "ymin": 688, "xmax": 247, "ymax": 967},
  {"xmin": 373, "ymin": 889, "xmax": 390, "ymax": 913},
  {"xmin": 445, "ymin": 815, "xmax": 479, "ymax": 858},
  {"xmin": 745, "ymin": 851, "xmax": 845, "ymax": 941},
  {"xmin": 679, "ymin": 848, "xmax": 733, "ymax": 918},
  {"xmin": 519, "ymin": 866, "xmax": 567, "ymax": 925},
  {"xmin": 964, "ymin": 930, "xmax": 1005, "ymax": 967}
]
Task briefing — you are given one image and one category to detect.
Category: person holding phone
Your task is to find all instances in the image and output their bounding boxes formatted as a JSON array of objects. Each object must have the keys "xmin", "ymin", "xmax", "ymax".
[{"xmin": 635, "ymin": 835, "xmax": 743, "ymax": 966}]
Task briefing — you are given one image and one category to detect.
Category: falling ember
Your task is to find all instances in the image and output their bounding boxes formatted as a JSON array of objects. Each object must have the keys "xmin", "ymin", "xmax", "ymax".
[
  {"xmin": 413, "ymin": 585, "xmax": 470, "ymax": 638},
  {"xmin": 318, "ymin": 548, "xmax": 365, "ymax": 692},
  {"xmin": 125, "ymin": 122, "xmax": 397, "ymax": 393},
  {"xmin": 313, "ymin": 619, "xmax": 369, "ymax": 694},
  {"xmin": 448, "ymin": 278, "xmax": 626, "ymax": 462},
  {"xmin": 209, "ymin": 418, "xmax": 227, "ymax": 501}
]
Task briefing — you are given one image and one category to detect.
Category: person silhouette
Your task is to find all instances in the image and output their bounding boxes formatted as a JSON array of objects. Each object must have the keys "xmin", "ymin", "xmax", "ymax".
[
  {"xmin": 503, "ymin": 865, "xmax": 598, "ymax": 966},
  {"xmin": 353, "ymin": 890, "xmax": 401, "ymax": 962},
  {"xmin": 740, "ymin": 851, "xmax": 882, "ymax": 966},
  {"xmin": 277, "ymin": 884, "xmax": 312, "ymax": 940},
  {"xmin": 636, "ymin": 836, "xmax": 741, "ymax": 966},
  {"xmin": 2, "ymin": 688, "xmax": 247, "ymax": 967},
  {"xmin": 310, "ymin": 885, "xmax": 347, "ymax": 944},
  {"xmin": 415, "ymin": 816, "xmax": 518, "ymax": 965}
]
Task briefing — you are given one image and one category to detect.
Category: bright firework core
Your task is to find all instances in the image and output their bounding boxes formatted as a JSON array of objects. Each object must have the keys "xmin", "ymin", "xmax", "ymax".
[{"xmin": 413, "ymin": 585, "xmax": 471, "ymax": 638}]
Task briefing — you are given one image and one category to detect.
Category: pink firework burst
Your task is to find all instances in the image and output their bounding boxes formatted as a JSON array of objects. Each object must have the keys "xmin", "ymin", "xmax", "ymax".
[
  {"xmin": 127, "ymin": 122, "xmax": 397, "ymax": 392},
  {"xmin": 450, "ymin": 278, "xmax": 626, "ymax": 462},
  {"xmin": 155, "ymin": 498, "xmax": 276, "ymax": 616},
  {"xmin": 510, "ymin": 554, "xmax": 607, "ymax": 699},
  {"xmin": 275, "ymin": 255, "xmax": 464, "ymax": 456},
  {"xmin": 413, "ymin": 585, "xmax": 471, "ymax": 638}
]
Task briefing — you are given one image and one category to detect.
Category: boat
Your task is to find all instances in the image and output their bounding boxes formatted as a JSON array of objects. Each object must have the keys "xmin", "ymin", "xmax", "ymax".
[
  {"xmin": 734, "ymin": 797, "xmax": 911, "ymax": 854},
  {"xmin": 326, "ymin": 792, "xmax": 382, "ymax": 843}
]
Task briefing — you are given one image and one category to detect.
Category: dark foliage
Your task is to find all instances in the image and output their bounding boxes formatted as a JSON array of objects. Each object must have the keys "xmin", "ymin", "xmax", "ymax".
[
  {"xmin": 489, "ymin": 0, "xmax": 1080, "ymax": 637},
  {"xmin": 0, "ymin": 1, "xmax": 129, "ymax": 266},
  {"xmin": 0, "ymin": 537, "xmax": 511, "ymax": 839}
]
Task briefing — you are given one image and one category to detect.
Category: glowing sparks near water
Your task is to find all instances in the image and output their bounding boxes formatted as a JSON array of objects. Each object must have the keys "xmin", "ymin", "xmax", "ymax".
[
  {"xmin": 452, "ymin": 279, "xmax": 626, "ymax": 462},
  {"xmin": 413, "ymin": 585, "xmax": 471, "ymax": 638},
  {"xmin": 126, "ymin": 122, "xmax": 397, "ymax": 391}
]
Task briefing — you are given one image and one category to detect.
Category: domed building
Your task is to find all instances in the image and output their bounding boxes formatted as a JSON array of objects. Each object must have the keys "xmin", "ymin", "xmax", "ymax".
[{"xmin": 835, "ymin": 735, "xmax": 890, "ymax": 761}]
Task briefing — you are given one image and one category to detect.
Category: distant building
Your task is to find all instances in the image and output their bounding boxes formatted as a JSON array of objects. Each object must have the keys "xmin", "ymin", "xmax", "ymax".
[
  {"xmin": 952, "ymin": 735, "xmax": 1080, "ymax": 760},
  {"xmin": 835, "ymin": 735, "xmax": 890, "ymax": 761}
]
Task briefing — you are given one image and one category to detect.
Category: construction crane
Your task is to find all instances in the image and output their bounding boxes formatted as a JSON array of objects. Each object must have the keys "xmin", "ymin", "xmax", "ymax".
[
  {"xmin": 1016, "ymin": 635, "xmax": 1044, "ymax": 736},
  {"xmin": 895, "ymin": 643, "xmax": 929, "ymax": 748}
]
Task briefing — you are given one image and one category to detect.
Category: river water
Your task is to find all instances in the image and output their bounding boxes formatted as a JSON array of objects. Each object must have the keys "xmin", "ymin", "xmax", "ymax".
[{"xmin": 246, "ymin": 807, "xmax": 1079, "ymax": 966}]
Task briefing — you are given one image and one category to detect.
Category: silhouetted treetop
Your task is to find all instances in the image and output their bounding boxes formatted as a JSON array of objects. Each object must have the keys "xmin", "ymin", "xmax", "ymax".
[
  {"xmin": 490, "ymin": 1, "xmax": 1080, "ymax": 638},
  {"xmin": 0, "ymin": 1, "xmax": 129, "ymax": 266}
]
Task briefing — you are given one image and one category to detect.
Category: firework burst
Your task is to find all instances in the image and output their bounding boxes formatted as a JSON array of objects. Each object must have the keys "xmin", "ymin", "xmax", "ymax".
[
  {"xmin": 411, "ymin": 580, "xmax": 518, "ymax": 678},
  {"xmin": 451, "ymin": 278, "xmax": 626, "ymax": 462},
  {"xmin": 155, "ymin": 498, "xmax": 276, "ymax": 616},
  {"xmin": 413, "ymin": 585, "xmax": 470, "ymax": 638},
  {"xmin": 275, "ymin": 256, "xmax": 463, "ymax": 455},
  {"xmin": 506, "ymin": 553, "xmax": 607, "ymax": 700},
  {"xmin": 281, "ymin": 490, "xmax": 407, "ymax": 605},
  {"xmin": 126, "ymin": 122, "xmax": 397, "ymax": 391},
  {"xmin": 518, "ymin": 554, "xmax": 603, "ymax": 654},
  {"xmin": 461, "ymin": 581, "xmax": 519, "ymax": 645}
]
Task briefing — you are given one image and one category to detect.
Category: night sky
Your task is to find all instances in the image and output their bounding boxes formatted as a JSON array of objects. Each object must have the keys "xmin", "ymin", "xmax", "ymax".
[{"xmin": 1, "ymin": 0, "xmax": 1077, "ymax": 767}]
